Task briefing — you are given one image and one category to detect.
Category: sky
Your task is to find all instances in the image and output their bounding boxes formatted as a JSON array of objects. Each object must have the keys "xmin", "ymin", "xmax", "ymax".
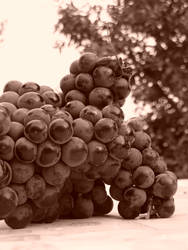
[{"xmin": 0, "ymin": 0, "xmax": 136, "ymax": 119}]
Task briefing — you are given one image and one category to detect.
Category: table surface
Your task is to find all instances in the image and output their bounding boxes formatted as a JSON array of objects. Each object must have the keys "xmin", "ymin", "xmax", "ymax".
[{"xmin": 0, "ymin": 179, "xmax": 188, "ymax": 250}]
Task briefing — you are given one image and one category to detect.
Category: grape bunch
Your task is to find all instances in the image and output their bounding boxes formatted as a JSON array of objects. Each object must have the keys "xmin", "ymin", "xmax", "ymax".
[{"xmin": 0, "ymin": 52, "xmax": 177, "ymax": 229}]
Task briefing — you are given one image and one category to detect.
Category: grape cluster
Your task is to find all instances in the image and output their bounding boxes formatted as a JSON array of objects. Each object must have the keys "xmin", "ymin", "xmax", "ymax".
[{"xmin": 0, "ymin": 52, "xmax": 177, "ymax": 229}]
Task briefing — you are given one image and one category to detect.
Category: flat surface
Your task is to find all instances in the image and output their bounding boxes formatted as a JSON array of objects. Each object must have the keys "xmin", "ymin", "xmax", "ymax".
[{"xmin": 0, "ymin": 180, "xmax": 188, "ymax": 250}]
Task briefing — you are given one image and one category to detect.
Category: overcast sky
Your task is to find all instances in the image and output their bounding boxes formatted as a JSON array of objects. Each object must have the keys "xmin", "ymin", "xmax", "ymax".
[{"xmin": 0, "ymin": 0, "xmax": 136, "ymax": 118}]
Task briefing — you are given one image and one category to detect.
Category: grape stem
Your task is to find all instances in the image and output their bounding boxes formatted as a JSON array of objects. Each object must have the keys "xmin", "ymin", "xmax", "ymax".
[{"xmin": 145, "ymin": 196, "xmax": 154, "ymax": 219}]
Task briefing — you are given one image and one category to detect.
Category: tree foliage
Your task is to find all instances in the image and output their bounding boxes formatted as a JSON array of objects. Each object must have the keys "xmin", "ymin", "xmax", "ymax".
[{"xmin": 55, "ymin": 0, "xmax": 188, "ymax": 178}]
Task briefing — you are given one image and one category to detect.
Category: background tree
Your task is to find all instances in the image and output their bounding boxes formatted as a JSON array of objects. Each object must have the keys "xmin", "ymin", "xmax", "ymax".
[{"xmin": 55, "ymin": 0, "xmax": 188, "ymax": 178}]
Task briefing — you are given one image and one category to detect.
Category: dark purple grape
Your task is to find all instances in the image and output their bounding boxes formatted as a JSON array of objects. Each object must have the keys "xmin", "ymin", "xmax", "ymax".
[
  {"xmin": 152, "ymin": 171, "xmax": 177, "ymax": 199},
  {"xmin": 79, "ymin": 105, "xmax": 103, "ymax": 124},
  {"xmin": 108, "ymin": 135, "xmax": 130, "ymax": 160},
  {"xmin": 93, "ymin": 196, "xmax": 113, "ymax": 216},
  {"xmin": 49, "ymin": 118, "xmax": 73, "ymax": 144},
  {"xmin": 109, "ymin": 183, "xmax": 124, "ymax": 201},
  {"xmin": 94, "ymin": 118, "xmax": 118, "ymax": 143},
  {"xmin": 122, "ymin": 148, "xmax": 142, "ymax": 171},
  {"xmin": 72, "ymin": 196, "xmax": 94, "ymax": 219},
  {"xmin": 123, "ymin": 187, "xmax": 147, "ymax": 208},
  {"xmin": 118, "ymin": 200, "xmax": 140, "ymax": 219},
  {"xmin": 0, "ymin": 186, "xmax": 18, "ymax": 219},
  {"xmin": 59, "ymin": 193, "xmax": 74, "ymax": 218},
  {"xmin": 5, "ymin": 203, "xmax": 33, "ymax": 229},
  {"xmin": 15, "ymin": 137, "xmax": 37, "ymax": 163},
  {"xmin": 25, "ymin": 174, "xmax": 46, "ymax": 200},
  {"xmin": 114, "ymin": 169, "xmax": 133, "ymax": 189},
  {"xmin": 36, "ymin": 139, "xmax": 61, "ymax": 168},
  {"xmin": 0, "ymin": 160, "xmax": 12, "ymax": 188},
  {"xmin": 87, "ymin": 140, "xmax": 108, "ymax": 167},
  {"xmin": 132, "ymin": 131, "xmax": 151, "ymax": 151},
  {"xmin": 133, "ymin": 166, "xmax": 155, "ymax": 189},
  {"xmin": 153, "ymin": 197, "xmax": 175, "ymax": 218}
]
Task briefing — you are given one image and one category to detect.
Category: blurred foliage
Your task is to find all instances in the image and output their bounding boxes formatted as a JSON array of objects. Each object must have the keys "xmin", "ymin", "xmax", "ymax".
[{"xmin": 55, "ymin": 0, "xmax": 188, "ymax": 178}]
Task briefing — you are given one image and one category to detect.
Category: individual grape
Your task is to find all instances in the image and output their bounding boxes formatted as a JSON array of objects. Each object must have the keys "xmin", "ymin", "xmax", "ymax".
[
  {"xmin": 69, "ymin": 60, "xmax": 82, "ymax": 75},
  {"xmin": 60, "ymin": 74, "xmax": 75, "ymax": 94},
  {"xmin": 0, "ymin": 186, "xmax": 18, "ymax": 219},
  {"xmin": 119, "ymin": 121, "xmax": 135, "ymax": 146},
  {"xmin": 111, "ymin": 77, "xmax": 131, "ymax": 100},
  {"xmin": 133, "ymin": 166, "xmax": 155, "ymax": 189},
  {"xmin": 89, "ymin": 87, "xmax": 114, "ymax": 109},
  {"xmin": 114, "ymin": 169, "xmax": 133, "ymax": 189},
  {"xmin": 109, "ymin": 183, "xmax": 124, "ymax": 201},
  {"xmin": 61, "ymin": 137, "xmax": 88, "ymax": 167},
  {"xmin": 24, "ymin": 107, "xmax": 51, "ymax": 125},
  {"xmin": 0, "ymin": 135, "xmax": 15, "ymax": 161},
  {"xmin": 93, "ymin": 66, "xmax": 115, "ymax": 88},
  {"xmin": 65, "ymin": 89, "xmax": 87, "ymax": 104},
  {"xmin": 0, "ymin": 91, "xmax": 19, "ymax": 106},
  {"xmin": 18, "ymin": 82, "xmax": 40, "ymax": 95},
  {"xmin": 85, "ymin": 164, "xmax": 101, "ymax": 180},
  {"xmin": 93, "ymin": 196, "xmax": 113, "ymax": 216},
  {"xmin": 150, "ymin": 156, "xmax": 168, "ymax": 175},
  {"xmin": 72, "ymin": 118, "xmax": 94, "ymax": 143},
  {"xmin": 33, "ymin": 185, "xmax": 58, "ymax": 208},
  {"xmin": 41, "ymin": 161, "xmax": 70, "ymax": 187},
  {"xmin": 36, "ymin": 139, "xmax": 61, "ymax": 168},
  {"xmin": 52, "ymin": 109, "xmax": 73, "ymax": 123},
  {"xmin": 41, "ymin": 90, "xmax": 63, "ymax": 107},
  {"xmin": 5, "ymin": 203, "xmax": 33, "ymax": 229},
  {"xmin": 64, "ymin": 100, "xmax": 85, "ymax": 119},
  {"xmin": 49, "ymin": 118, "xmax": 73, "ymax": 144},
  {"xmin": 126, "ymin": 117, "xmax": 147, "ymax": 132},
  {"xmin": 79, "ymin": 105, "xmax": 103, "ymax": 124},
  {"xmin": 99, "ymin": 156, "xmax": 121, "ymax": 180},
  {"xmin": 29, "ymin": 201, "xmax": 47, "ymax": 223},
  {"xmin": 142, "ymin": 147, "xmax": 160, "ymax": 167},
  {"xmin": 153, "ymin": 197, "xmax": 175, "ymax": 218},
  {"xmin": 108, "ymin": 135, "xmax": 130, "ymax": 160},
  {"xmin": 78, "ymin": 52, "xmax": 98, "ymax": 73},
  {"xmin": 72, "ymin": 196, "xmax": 94, "ymax": 219},
  {"xmin": 94, "ymin": 118, "xmax": 118, "ymax": 144},
  {"xmin": 9, "ymin": 184, "xmax": 27, "ymax": 205},
  {"xmin": 132, "ymin": 131, "xmax": 151, "ymax": 151},
  {"xmin": 95, "ymin": 56, "xmax": 122, "ymax": 76},
  {"xmin": 87, "ymin": 140, "xmax": 108, "ymax": 166},
  {"xmin": 71, "ymin": 171, "xmax": 95, "ymax": 194},
  {"xmin": 24, "ymin": 119, "xmax": 48, "ymax": 144},
  {"xmin": 75, "ymin": 73, "xmax": 94, "ymax": 93},
  {"xmin": 75, "ymin": 160, "xmax": 91, "ymax": 173},
  {"xmin": 41, "ymin": 104, "xmax": 57, "ymax": 117},
  {"xmin": 0, "ymin": 102, "xmax": 17, "ymax": 118},
  {"xmin": 39, "ymin": 85, "xmax": 53, "ymax": 94},
  {"xmin": 17, "ymin": 92, "xmax": 45, "ymax": 109},
  {"xmin": 102, "ymin": 104, "xmax": 124, "ymax": 126},
  {"xmin": 12, "ymin": 108, "xmax": 29, "ymax": 124},
  {"xmin": 15, "ymin": 137, "xmax": 37, "ymax": 163},
  {"xmin": 123, "ymin": 187, "xmax": 147, "ymax": 208},
  {"xmin": 91, "ymin": 184, "xmax": 108, "ymax": 205},
  {"xmin": 0, "ymin": 108, "xmax": 11, "ymax": 136},
  {"xmin": 59, "ymin": 178, "xmax": 73, "ymax": 195},
  {"xmin": 43, "ymin": 202, "xmax": 60, "ymax": 223},
  {"xmin": 122, "ymin": 148, "xmax": 143, "ymax": 171},
  {"xmin": 3, "ymin": 80, "xmax": 22, "ymax": 93},
  {"xmin": 118, "ymin": 200, "xmax": 140, "ymax": 219},
  {"xmin": 8, "ymin": 121, "xmax": 24, "ymax": 141},
  {"xmin": 25, "ymin": 174, "xmax": 46, "ymax": 200},
  {"xmin": 152, "ymin": 171, "xmax": 177, "ymax": 199},
  {"xmin": 59, "ymin": 193, "xmax": 74, "ymax": 219},
  {"xmin": 0, "ymin": 160, "xmax": 12, "ymax": 188},
  {"xmin": 11, "ymin": 159, "xmax": 35, "ymax": 184}
]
